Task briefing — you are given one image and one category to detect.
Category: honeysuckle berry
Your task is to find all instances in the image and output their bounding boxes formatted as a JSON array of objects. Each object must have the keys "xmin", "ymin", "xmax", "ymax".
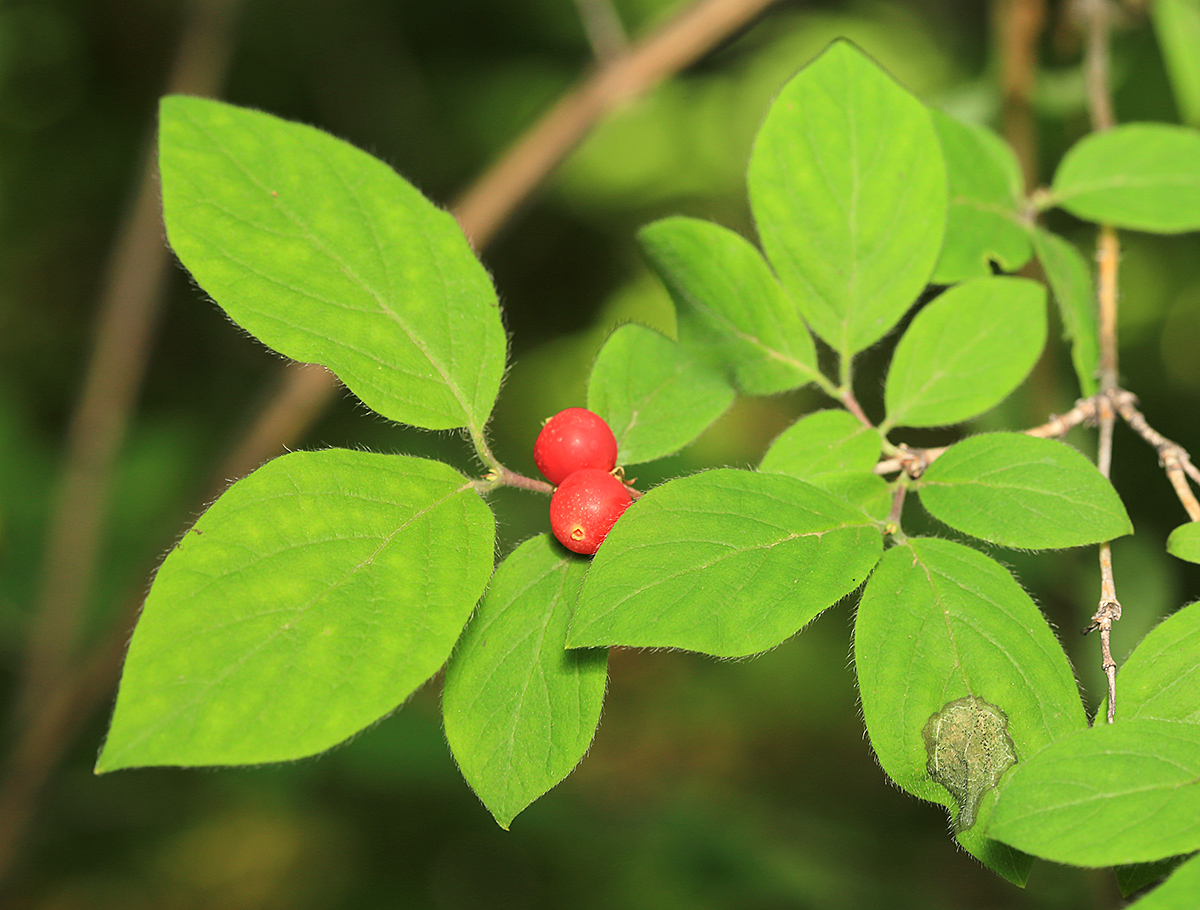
[
  {"xmin": 549, "ymin": 468, "xmax": 631, "ymax": 555},
  {"xmin": 533, "ymin": 407, "xmax": 619, "ymax": 486}
]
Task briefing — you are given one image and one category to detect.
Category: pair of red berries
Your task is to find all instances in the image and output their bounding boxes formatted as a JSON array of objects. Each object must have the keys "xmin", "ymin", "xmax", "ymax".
[{"xmin": 534, "ymin": 408, "xmax": 631, "ymax": 555}]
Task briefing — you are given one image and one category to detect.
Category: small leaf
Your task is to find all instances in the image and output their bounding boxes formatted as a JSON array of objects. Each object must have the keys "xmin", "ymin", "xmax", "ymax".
[
  {"xmin": 1167, "ymin": 522, "xmax": 1200, "ymax": 565},
  {"xmin": 443, "ymin": 535, "xmax": 605, "ymax": 829},
  {"xmin": 587, "ymin": 323, "xmax": 734, "ymax": 465},
  {"xmin": 1032, "ymin": 228, "xmax": 1099, "ymax": 396},
  {"xmin": 1153, "ymin": 0, "xmax": 1200, "ymax": 127},
  {"xmin": 883, "ymin": 277, "xmax": 1047, "ymax": 429},
  {"xmin": 1123, "ymin": 853, "xmax": 1200, "ymax": 910},
  {"xmin": 159, "ymin": 95, "xmax": 507, "ymax": 431},
  {"xmin": 1116, "ymin": 600, "xmax": 1200, "ymax": 724},
  {"xmin": 930, "ymin": 109, "xmax": 1032, "ymax": 283},
  {"xmin": 759, "ymin": 409, "xmax": 881, "ymax": 480},
  {"xmin": 1117, "ymin": 856, "xmax": 1192, "ymax": 901},
  {"xmin": 989, "ymin": 720, "xmax": 1200, "ymax": 866},
  {"xmin": 637, "ymin": 216, "xmax": 820, "ymax": 394},
  {"xmin": 96, "ymin": 450, "xmax": 494, "ymax": 771},
  {"xmin": 1050, "ymin": 123, "xmax": 1200, "ymax": 233},
  {"xmin": 568, "ymin": 469, "xmax": 882, "ymax": 658},
  {"xmin": 748, "ymin": 40, "xmax": 946, "ymax": 357},
  {"xmin": 917, "ymin": 433, "xmax": 1132, "ymax": 548},
  {"xmin": 854, "ymin": 537, "xmax": 1087, "ymax": 884}
]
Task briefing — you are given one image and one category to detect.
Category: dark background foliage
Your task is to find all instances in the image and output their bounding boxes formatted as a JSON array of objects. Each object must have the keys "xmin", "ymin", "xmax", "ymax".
[{"xmin": 2, "ymin": 0, "xmax": 1198, "ymax": 906}]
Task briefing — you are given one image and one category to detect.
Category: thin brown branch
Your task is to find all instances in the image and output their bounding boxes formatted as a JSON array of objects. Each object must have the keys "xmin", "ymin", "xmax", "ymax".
[
  {"xmin": 1082, "ymin": 0, "xmax": 1117, "ymax": 132},
  {"xmin": 14, "ymin": 0, "xmax": 247, "ymax": 725},
  {"xmin": 873, "ymin": 397, "xmax": 1099, "ymax": 477},
  {"xmin": 993, "ymin": 0, "xmax": 1046, "ymax": 192},
  {"xmin": 574, "ymin": 0, "xmax": 630, "ymax": 63},
  {"xmin": 0, "ymin": 0, "xmax": 245, "ymax": 889},
  {"xmin": 1111, "ymin": 390, "xmax": 1200, "ymax": 521}
]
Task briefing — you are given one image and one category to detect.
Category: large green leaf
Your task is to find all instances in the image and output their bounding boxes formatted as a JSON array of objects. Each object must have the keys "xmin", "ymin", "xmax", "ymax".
[
  {"xmin": 1050, "ymin": 123, "xmax": 1200, "ymax": 233},
  {"xmin": 1167, "ymin": 522, "xmax": 1200, "ymax": 565},
  {"xmin": 930, "ymin": 110, "xmax": 1032, "ymax": 284},
  {"xmin": 989, "ymin": 720, "xmax": 1200, "ymax": 866},
  {"xmin": 637, "ymin": 216, "xmax": 820, "ymax": 394},
  {"xmin": 882, "ymin": 277, "xmax": 1047, "ymax": 429},
  {"xmin": 917, "ymin": 433, "xmax": 1132, "ymax": 548},
  {"xmin": 1032, "ymin": 228, "xmax": 1099, "ymax": 396},
  {"xmin": 1153, "ymin": 0, "xmax": 1200, "ymax": 127},
  {"xmin": 96, "ymin": 450, "xmax": 495, "ymax": 771},
  {"xmin": 567, "ymin": 469, "xmax": 882, "ymax": 657},
  {"xmin": 443, "ymin": 535, "xmax": 605, "ymax": 829},
  {"xmin": 1126, "ymin": 853, "xmax": 1200, "ymax": 910},
  {"xmin": 748, "ymin": 40, "xmax": 946, "ymax": 358},
  {"xmin": 1116, "ymin": 600, "xmax": 1200, "ymax": 724},
  {"xmin": 854, "ymin": 537, "xmax": 1087, "ymax": 884},
  {"xmin": 159, "ymin": 95, "xmax": 507, "ymax": 431},
  {"xmin": 587, "ymin": 323, "xmax": 734, "ymax": 465}
]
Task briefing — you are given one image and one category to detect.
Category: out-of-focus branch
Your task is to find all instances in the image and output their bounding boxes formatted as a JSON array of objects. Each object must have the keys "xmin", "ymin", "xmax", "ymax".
[
  {"xmin": 993, "ymin": 0, "xmax": 1045, "ymax": 191},
  {"xmin": 14, "ymin": 0, "xmax": 247, "ymax": 725},
  {"xmin": 574, "ymin": 0, "xmax": 630, "ymax": 63}
]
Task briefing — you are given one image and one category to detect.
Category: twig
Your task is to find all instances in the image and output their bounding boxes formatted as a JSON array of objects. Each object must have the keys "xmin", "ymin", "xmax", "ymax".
[
  {"xmin": 12, "ymin": 0, "xmax": 246, "ymax": 725},
  {"xmin": 873, "ymin": 397, "xmax": 1099, "ymax": 477},
  {"xmin": 1080, "ymin": 0, "xmax": 1122, "ymax": 724},
  {"xmin": 574, "ymin": 0, "xmax": 630, "ymax": 63},
  {"xmin": 1111, "ymin": 390, "xmax": 1200, "ymax": 521},
  {"xmin": 0, "ymin": 1, "xmax": 247, "ymax": 884},
  {"xmin": 994, "ymin": 0, "xmax": 1046, "ymax": 192}
]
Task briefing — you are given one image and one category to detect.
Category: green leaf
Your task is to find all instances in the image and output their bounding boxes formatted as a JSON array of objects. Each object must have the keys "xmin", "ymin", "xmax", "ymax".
[
  {"xmin": 759, "ymin": 409, "xmax": 881, "ymax": 479},
  {"xmin": 1167, "ymin": 522, "xmax": 1200, "ymax": 565},
  {"xmin": 96, "ymin": 450, "xmax": 494, "ymax": 771},
  {"xmin": 1118, "ymin": 856, "xmax": 1192, "ymax": 901},
  {"xmin": 821, "ymin": 472, "xmax": 893, "ymax": 522},
  {"xmin": 587, "ymin": 323, "xmax": 734, "ymax": 465},
  {"xmin": 917, "ymin": 433, "xmax": 1132, "ymax": 548},
  {"xmin": 1125, "ymin": 853, "xmax": 1200, "ymax": 910},
  {"xmin": 159, "ymin": 95, "xmax": 506, "ymax": 432},
  {"xmin": 636, "ymin": 216, "xmax": 820, "ymax": 394},
  {"xmin": 443, "ymin": 535, "xmax": 605, "ymax": 829},
  {"xmin": 1050, "ymin": 123, "xmax": 1200, "ymax": 233},
  {"xmin": 854, "ymin": 537, "xmax": 1087, "ymax": 884},
  {"xmin": 1116, "ymin": 600, "xmax": 1200, "ymax": 724},
  {"xmin": 989, "ymin": 720, "xmax": 1200, "ymax": 866},
  {"xmin": 748, "ymin": 40, "xmax": 946, "ymax": 357},
  {"xmin": 1032, "ymin": 228, "xmax": 1099, "ymax": 396},
  {"xmin": 882, "ymin": 277, "xmax": 1047, "ymax": 429},
  {"xmin": 930, "ymin": 110, "xmax": 1032, "ymax": 283},
  {"xmin": 1152, "ymin": 0, "xmax": 1200, "ymax": 127},
  {"xmin": 567, "ymin": 469, "xmax": 882, "ymax": 658}
]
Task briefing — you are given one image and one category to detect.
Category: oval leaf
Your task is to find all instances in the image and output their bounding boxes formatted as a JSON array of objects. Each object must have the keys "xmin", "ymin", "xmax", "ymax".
[
  {"xmin": 97, "ymin": 450, "xmax": 495, "ymax": 771},
  {"xmin": 1167, "ymin": 521, "xmax": 1200, "ymax": 564},
  {"xmin": 1116, "ymin": 600, "xmax": 1200, "ymax": 724},
  {"xmin": 883, "ymin": 277, "xmax": 1047, "ymax": 429},
  {"xmin": 1050, "ymin": 123, "xmax": 1200, "ymax": 233},
  {"xmin": 854, "ymin": 537, "xmax": 1087, "ymax": 884},
  {"xmin": 637, "ymin": 216, "xmax": 819, "ymax": 394},
  {"xmin": 567, "ymin": 469, "xmax": 883, "ymax": 658},
  {"xmin": 1124, "ymin": 853, "xmax": 1200, "ymax": 910},
  {"xmin": 1033, "ymin": 228, "xmax": 1100, "ymax": 397},
  {"xmin": 760, "ymin": 409, "xmax": 882, "ymax": 480},
  {"xmin": 989, "ymin": 720, "xmax": 1200, "ymax": 866},
  {"xmin": 587, "ymin": 323, "xmax": 734, "ymax": 465},
  {"xmin": 930, "ymin": 110, "xmax": 1032, "ymax": 284},
  {"xmin": 917, "ymin": 433, "xmax": 1132, "ymax": 548},
  {"xmin": 443, "ymin": 535, "xmax": 605, "ymax": 829},
  {"xmin": 159, "ymin": 95, "xmax": 507, "ymax": 431},
  {"xmin": 748, "ymin": 40, "xmax": 946, "ymax": 357}
]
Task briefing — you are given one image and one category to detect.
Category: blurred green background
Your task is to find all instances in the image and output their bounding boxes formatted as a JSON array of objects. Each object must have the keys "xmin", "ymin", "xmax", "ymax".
[{"xmin": 3, "ymin": 0, "xmax": 1200, "ymax": 906}]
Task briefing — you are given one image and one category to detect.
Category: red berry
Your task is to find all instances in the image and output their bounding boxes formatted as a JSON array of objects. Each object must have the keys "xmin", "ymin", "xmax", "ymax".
[
  {"xmin": 549, "ymin": 469, "xmax": 631, "ymax": 555},
  {"xmin": 533, "ymin": 407, "xmax": 618, "ymax": 485}
]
